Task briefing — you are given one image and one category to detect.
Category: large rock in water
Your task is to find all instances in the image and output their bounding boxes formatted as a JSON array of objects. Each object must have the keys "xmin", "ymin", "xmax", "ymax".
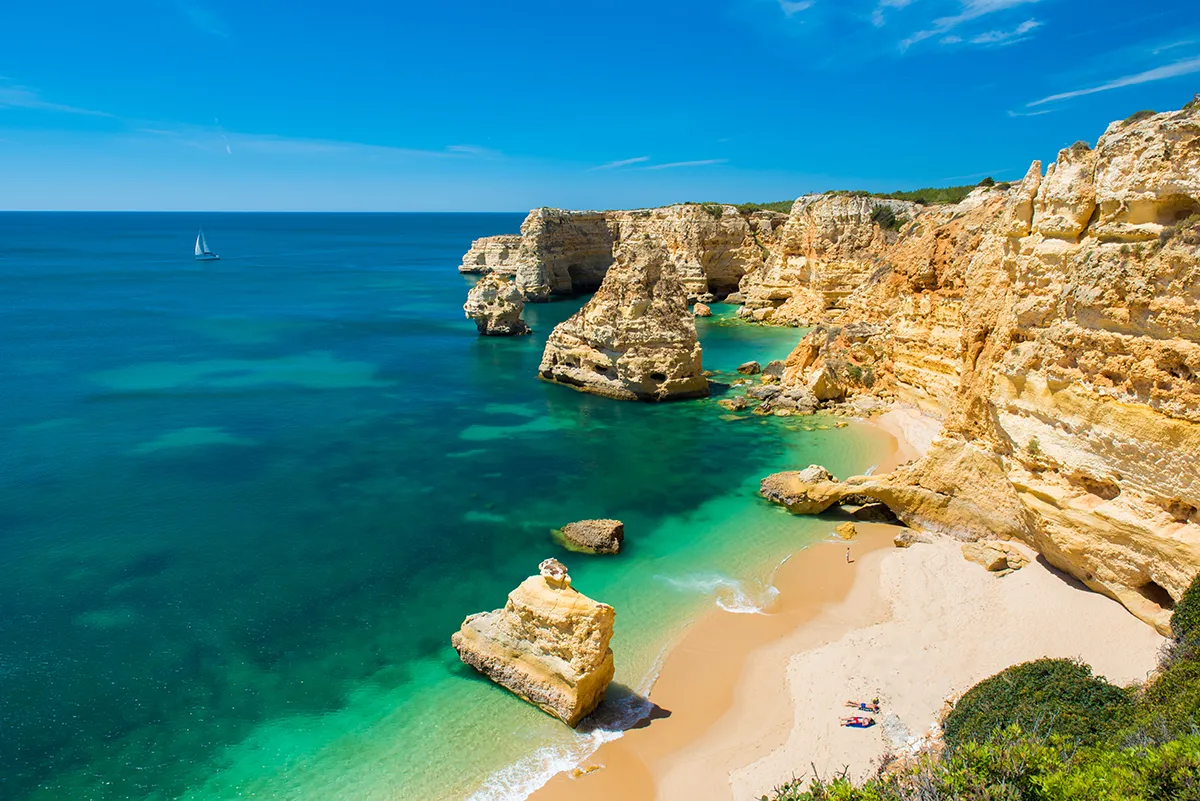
[
  {"xmin": 538, "ymin": 240, "xmax": 708, "ymax": 401},
  {"xmin": 451, "ymin": 559, "xmax": 615, "ymax": 726},
  {"xmin": 556, "ymin": 519, "xmax": 624, "ymax": 554},
  {"xmin": 463, "ymin": 273, "xmax": 531, "ymax": 336}
]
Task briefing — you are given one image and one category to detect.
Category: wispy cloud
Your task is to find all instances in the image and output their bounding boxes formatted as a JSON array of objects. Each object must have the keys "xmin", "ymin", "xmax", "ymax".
[
  {"xmin": 1007, "ymin": 108, "xmax": 1056, "ymax": 117},
  {"xmin": 1152, "ymin": 40, "xmax": 1195, "ymax": 56},
  {"xmin": 643, "ymin": 159, "xmax": 727, "ymax": 170},
  {"xmin": 969, "ymin": 18, "xmax": 1041, "ymax": 45},
  {"xmin": 872, "ymin": 0, "xmax": 917, "ymax": 28},
  {"xmin": 1028, "ymin": 55, "xmax": 1200, "ymax": 107},
  {"xmin": 778, "ymin": 0, "xmax": 815, "ymax": 16},
  {"xmin": 901, "ymin": 0, "xmax": 1041, "ymax": 50},
  {"xmin": 589, "ymin": 156, "xmax": 651, "ymax": 171},
  {"xmin": 178, "ymin": 2, "xmax": 229, "ymax": 38},
  {"xmin": 0, "ymin": 80, "xmax": 113, "ymax": 117},
  {"xmin": 446, "ymin": 144, "xmax": 502, "ymax": 158}
]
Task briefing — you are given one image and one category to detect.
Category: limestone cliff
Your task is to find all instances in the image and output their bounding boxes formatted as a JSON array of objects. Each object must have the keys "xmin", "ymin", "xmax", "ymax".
[
  {"xmin": 459, "ymin": 205, "xmax": 784, "ymax": 302},
  {"xmin": 452, "ymin": 559, "xmax": 615, "ymax": 726},
  {"xmin": 736, "ymin": 195, "xmax": 920, "ymax": 325},
  {"xmin": 459, "ymin": 234, "xmax": 524, "ymax": 276},
  {"xmin": 538, "ymin": 237, "xmax": 709, "ymax": 401},
  {"xmin": 764, "ymin": 106, "xmax": 1200, "ymax": 634}
]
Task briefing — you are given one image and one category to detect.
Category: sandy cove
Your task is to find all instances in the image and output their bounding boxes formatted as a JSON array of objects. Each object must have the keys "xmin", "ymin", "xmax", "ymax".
[{"xmin": 529, "ymin": 408, "xmax": 1166, "ymax": 801}]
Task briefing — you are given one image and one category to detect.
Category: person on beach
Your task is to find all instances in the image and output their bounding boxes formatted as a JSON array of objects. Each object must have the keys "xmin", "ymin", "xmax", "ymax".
[
  {"xmin": 840, "ymin": 716, "xmax": 875, "ymax": 728},
  {"xmin": 845, "ymin": 547, "xmax": 852, "ymax": 563},
  {"xmin": 845, "ymin": 700, "xmax": 881, "ymax": 713}
]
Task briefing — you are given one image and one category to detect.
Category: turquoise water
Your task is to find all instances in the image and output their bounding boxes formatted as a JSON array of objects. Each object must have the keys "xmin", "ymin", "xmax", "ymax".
[{"xmin": 0, "ymin": 213, "xmax": 891, "ymax": 800}]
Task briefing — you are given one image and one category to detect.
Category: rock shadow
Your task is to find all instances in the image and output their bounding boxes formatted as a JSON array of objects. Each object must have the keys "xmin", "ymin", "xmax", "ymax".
[{"xmin": 576, "ymin": 682, "xmax": 671, "ymax": 734}]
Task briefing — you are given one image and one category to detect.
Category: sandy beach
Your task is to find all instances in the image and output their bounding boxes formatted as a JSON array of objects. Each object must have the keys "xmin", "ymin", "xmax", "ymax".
[{"xmin": 529, "ymin": 408, "xmax": 1166, "ymax": 801}]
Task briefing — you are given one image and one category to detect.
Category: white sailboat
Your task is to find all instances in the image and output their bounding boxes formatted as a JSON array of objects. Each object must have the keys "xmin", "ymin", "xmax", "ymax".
[{"xmin": 194, "ymin": 229, "xmax": 220, "ymax": 261}]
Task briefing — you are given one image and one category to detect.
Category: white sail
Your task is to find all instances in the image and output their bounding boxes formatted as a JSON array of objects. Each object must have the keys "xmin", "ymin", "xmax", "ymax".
[{"xmin": 195, "ymin": 231, "xmax": 204, "ymax": 256}]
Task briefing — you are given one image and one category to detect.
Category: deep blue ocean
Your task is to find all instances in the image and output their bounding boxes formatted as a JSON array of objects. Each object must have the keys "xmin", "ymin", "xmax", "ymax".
[{"xmin": 0, "ymin": 213, "xmax": 889, "ymax": 800}]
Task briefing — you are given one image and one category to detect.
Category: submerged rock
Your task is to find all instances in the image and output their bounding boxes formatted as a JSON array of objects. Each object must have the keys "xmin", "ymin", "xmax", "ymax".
[
  {"xmin": 538, "ymin": 240, "xmax": 708, "ymax": 401},
  {"xmin": 451, "ymin": 559, "xmax": 615, "ymax": 726},
  {"xmin": 556, "ymin": 519, "xmax": 624, "ymax": 555},
  {"xmin": 463, "ymin": 274, "xmax": 532, "ymax": 336}
]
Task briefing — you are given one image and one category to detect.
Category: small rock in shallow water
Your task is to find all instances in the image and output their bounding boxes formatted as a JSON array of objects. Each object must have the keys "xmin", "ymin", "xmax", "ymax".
[
  {"xmin": 835, "ymin": 522, "xmax": 857, "ymax": 540},
  {"xmin": 555, "ymin": 519, "xmax": 624, "ymax": 555},
  {"xmin": 737, "ymin": 361, "xmax": 762, "ymax": 375},
  {"xmin": 693, "ymin": 302, "xmax": 713, "ymax": 317}
]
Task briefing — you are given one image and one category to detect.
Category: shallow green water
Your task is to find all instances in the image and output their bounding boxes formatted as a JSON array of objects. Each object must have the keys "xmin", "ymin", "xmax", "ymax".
[{"xmin": 0, "ymin": 213, "xmax": 891, "ymax": 800}]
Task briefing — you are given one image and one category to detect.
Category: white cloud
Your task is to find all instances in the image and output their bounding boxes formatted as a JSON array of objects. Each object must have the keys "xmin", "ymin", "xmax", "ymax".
[
  {"xmin": 643, "ymin": 159, "xmax": 727, "ymax": 170},
  {"xmin": 1028, "ymin": 55, "xmax": 1200, "ymax": 107},
  {"xmin": 778, "ymin": 0, "xmax": 815, "ymax": 17},
  {"xmin": 1007, "ymin": 108, "xmax": 1056, "ymax": 117},
  {"xmin": 0, "ymin": 80, "xmax": 113, "ymax": 117},
  {"xmin": 901, "ymin": 0, "xmax": 1040, "ymax": 50},
  {"xmin": 970, "ymin": 18, "xmax": 1041, "ymax": 45},
  {"xmin": 589, "ymin": 156, "xmax": 651, "ymax": 171},
  {"xmin": 872, "ymin": 0, "xmax": 918, "ymax": 28},
  {"xmin": 1152, "ymin": 40, "xmax": 1195, "ymax": 56}
]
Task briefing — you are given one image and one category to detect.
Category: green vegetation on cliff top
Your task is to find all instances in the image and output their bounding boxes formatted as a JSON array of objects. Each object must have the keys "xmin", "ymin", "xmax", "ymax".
[
  {"xmin": 692, "ymin": 178, "xmax": 994, "ymax": 215},
  {"xmin": 764, "ymin": 572, "xmax": 1200, "ymax": 801}
]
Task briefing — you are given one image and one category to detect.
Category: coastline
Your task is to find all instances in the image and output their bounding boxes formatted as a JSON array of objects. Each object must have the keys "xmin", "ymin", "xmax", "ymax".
[{"xmin": 528, "ymin": 406, "xmax": 1166, "ymax": 801}]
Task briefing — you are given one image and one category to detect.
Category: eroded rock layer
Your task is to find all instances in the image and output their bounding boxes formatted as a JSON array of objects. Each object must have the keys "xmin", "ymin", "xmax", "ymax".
[
  {"xmin": 451, "ymin": 561, "xmax": 615, "ymax": 726},
  {"xmin": 538, "ymin": 239, "xmax": 708, "ymax": 401}
]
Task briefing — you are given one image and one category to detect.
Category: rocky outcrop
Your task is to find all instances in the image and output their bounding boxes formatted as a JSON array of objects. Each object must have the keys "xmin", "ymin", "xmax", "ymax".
[
  {"xmin": 555, "ymin": 519, "xmax": 624, "ymax": 555},
  {"xmin": 763, "ymin": 106, "xmax": 1200, "ymax": 634},
  {"xmin": 538, "ymin": 240, "xmax": 709, "ymax": 401},
  {"xmin": 962, "ymin": 541, "xmax": 1030, "ymax": 574},
  {"xmin": 459, "ymin": 234, "xmax": 524, "ymax": 276},
  {"xmin": 451, "ymin": 559, "xmax": 615, "ymax": 726},
  {"xmin": 463, "ymin": 274, "xmax": 531, "ymax": 336},
  {"xmin": 456, "ymin": 205, "xmax": 785, "ymax": 302}
]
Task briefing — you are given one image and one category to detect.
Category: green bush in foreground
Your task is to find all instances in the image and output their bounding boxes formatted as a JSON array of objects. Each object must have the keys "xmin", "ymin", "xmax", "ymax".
[
  {"xmin": 765, "ymin": 733, "xmax": 1200, "ymax": 801},
  {"xmin": 1172, "ymin": 572, "xmax": 1200, "ymax": 643},
  {"xmin": 943, "ymin": 658, "xmax": 1133, "ymax": 749}
]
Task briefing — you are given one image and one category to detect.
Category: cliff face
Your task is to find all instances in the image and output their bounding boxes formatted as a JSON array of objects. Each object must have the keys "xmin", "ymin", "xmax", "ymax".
[
  {"xmin": 538, "ymin": 237, "xmax": 708, "ymax": 401},
  {"xmin": 459, "ymin": 205, "xmax": 784, "ymax": 302},
  {"xmin": 736, "ymin": 195, "xmax": 919, "ymax": 326},
  {"xmin": 452, "ymin": 560, "xmax": 615, "ymax": 726},
  {"xmin": 770, "ymin": 107, "xmax": 1200, "ymax": 633}
]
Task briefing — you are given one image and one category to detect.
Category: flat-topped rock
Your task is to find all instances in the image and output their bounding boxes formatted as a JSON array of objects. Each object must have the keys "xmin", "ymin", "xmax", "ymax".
[
  {"xmin": 556, "ymin": 519, "xmax": 624, "ymax": 555},
  {"xmin": 452, "ymin": 559, "xmax": 615, "ymax": 726}
]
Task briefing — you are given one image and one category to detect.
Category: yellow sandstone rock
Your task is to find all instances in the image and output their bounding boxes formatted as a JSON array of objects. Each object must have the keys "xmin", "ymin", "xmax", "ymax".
[{"xmin": 451, "ymin": 559, "xmax": 615, "ymax": 726}]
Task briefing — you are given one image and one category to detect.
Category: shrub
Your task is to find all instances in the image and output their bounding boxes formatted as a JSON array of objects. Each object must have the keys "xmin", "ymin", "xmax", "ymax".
[
  {"xmin": 1172, "ymin": 573, "xmax": 1200, "ymax": 642},
  {"xmin": 978, "ymin": 176, "xmax": 996, "ymax": 187},
  {"xmin": 996, "ymin": 181, "xmax": 1013, "ymax": 191},
  {"xmin": 1185, "ymin": 94, "xmax": 1200, "ymax": 112},
  {"xmin": 737, "ymin": 201, "xmax": 796, "ymax": 214},
  {"xmin": 871, "ymin": 205, "xmax": 902, "ymax": 231},
  {"xmin": 1125, "ymin": 110, "xmax": 1158, "ymax": 125},
  {"xmin": 943, "ymin": 658, "xmax": 1133, "ymax": 749}
]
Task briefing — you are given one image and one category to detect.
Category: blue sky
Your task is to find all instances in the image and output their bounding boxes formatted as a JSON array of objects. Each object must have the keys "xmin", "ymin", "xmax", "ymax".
[{"xmin": 1, "ymin": 0, "xmax": 1197, "ymax": 210}]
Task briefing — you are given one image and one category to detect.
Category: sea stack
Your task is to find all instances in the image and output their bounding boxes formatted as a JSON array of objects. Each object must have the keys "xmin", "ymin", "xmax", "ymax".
[
  {"xmin": 538, "ymin": 239, "xmax": 708, "ymax": 401},
  {"xmin": 451, "ymin": 559, "xmax": 616, "ymax": 726},
  {"xmin": 463, "ymin": 273, "xmax": 531, "ymax": 336}
]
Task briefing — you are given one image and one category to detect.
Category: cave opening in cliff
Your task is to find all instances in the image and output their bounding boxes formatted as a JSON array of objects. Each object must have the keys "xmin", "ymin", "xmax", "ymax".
[{"xmin": 1137, "ymin": 579, "xmax": 1176, "ymax": 612}]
